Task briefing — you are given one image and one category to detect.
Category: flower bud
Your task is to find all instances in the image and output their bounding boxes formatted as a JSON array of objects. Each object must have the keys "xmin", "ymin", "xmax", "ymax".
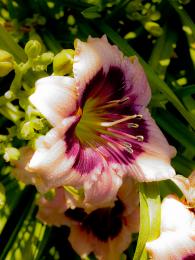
[
  {"xmin": 24, "ymin": 40, "xmax": 42, "ymax": 59},
  {"xmin": 0, "ymin": 49, "xmax": 14, "ymax": 77},
  {"xmin": 20, "ymin": 121, "xmax": 35, "ymax": 140},
  {"xmin": 53, "ymin": 49, "xmax": 74, "ymax": 75},
  {"xmin": 144, "ymin": 21, "xmax": 163, "ymax": 37},
  {"xmin": 38, "ymin": 52, "xmax": 54, "ymax": 66},
  {"xmin": 3, "ymin": 147, "xmax": 20, "ymax": 162}
]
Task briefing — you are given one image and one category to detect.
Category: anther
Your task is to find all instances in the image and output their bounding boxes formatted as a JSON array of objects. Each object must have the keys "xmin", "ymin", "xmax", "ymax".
[
  {"xmin": 123, "ymin": 142, "xmax": 133, "ymax": 153},
  {"xmin": 127, "ymin": 123, "xmax": 139, "ymax": 128},
  {"xmin": 136, "ymin": 135, "xmax": 144, "ymax": 142},
  {"xmin": 135, "ymin": 114, "xmax": 143, "ymax": 119}
]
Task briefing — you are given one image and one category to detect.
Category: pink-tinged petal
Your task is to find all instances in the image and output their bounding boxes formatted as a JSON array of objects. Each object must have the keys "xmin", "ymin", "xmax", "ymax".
[
  {"xmin": 146, "ymin": 231, "xmax": 195, "ymax": 260},
  {"xmin": 27, "ymin": 116, "xmax": 80, "ymax": 193},
  {"xmin": 141, "ymin": 109, "xmax": 176, "ymax": 159},
  {"xmin": 117, "ymin": 176, "xmax": 139, "ymax": 215},
  {"xmin": 146, "ymin": 195, "xmax": 195, "ymax": 260},
  {"xmin": 69, "ymin": 187, "xmax": 139, "ymax": 260},
  {"xmin": 83, "ymin": 164, "xmax": 123, "ymax": 210},
  {"xmin": 130, "ymin": 108, "xmax": 176, "ymax": 182},
  {"xmin": 37, "ymin": 188, "xmax": 68, "ymax": 226},
  {"xmin": 74, "ymin": 36, "xmax": 151, "ymax": 106},
  {"xmin": 172, "ymin": 172, "xmax": 195, "ymax": 206},
  {"xmin": 69, "ymin": 208, "xmax": 139, "ymax": 260},
  {"xmin": 29, "ymin": 76, "xmax": 77, "ymax": 127},
  {"xmin": 12, "ymin": 147, "xmax": 37, "ymax": 185}
]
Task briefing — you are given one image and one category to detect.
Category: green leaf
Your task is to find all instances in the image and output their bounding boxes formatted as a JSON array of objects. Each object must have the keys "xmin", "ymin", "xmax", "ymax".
[
  {"xmin": 154, "ymin": 108, "xmax": 195, "ymax": 154},
  {"xmin": 133, "ymin": 184, "xmax": 150, "ymax": 260},
  {"xmin": 0, "ymin": 25, "xmax": 27, "ymax": 63},
  {"xmin": 175, "ymin": 84, "xmax": 195, "ymax": 97},
  {"xmin": 133, "ymin": 183, "xmax": 161, "ymax": 260},
  {"xmin": 82, "ymin": 6, "xmax": 101, "ymax": 19}
]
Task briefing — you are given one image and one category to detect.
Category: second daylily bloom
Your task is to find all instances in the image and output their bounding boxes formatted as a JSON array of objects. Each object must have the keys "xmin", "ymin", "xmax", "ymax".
[
  {"xmin": 146, "ymin": 195, "xmax": 195, "ymax": 260},
  {"xmin": 27, "ymin": 36, "xmax": 176, "ymax": 207},
  {"xmin": 37, "ymin": 177, "xmax": 139, "ymax": 260}
]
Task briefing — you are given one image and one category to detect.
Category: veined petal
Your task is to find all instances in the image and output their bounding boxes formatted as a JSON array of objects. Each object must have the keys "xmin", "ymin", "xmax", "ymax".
[
  {"xmin": 66, "ymin": 180, "xmax": 139, "ymax": 260},
  {"xmin": 68, "ymin": 208, "xmax": 139, "ymax": 260},
  {"xmin": 27, "ymin": 117, "xmax": 81, "ymax": 193},
  {"xmin": 146, "ymin": 195, "xmax": 195, "ymax": 260},
  {"xmin": 146, "ymin": 231, "xmax": 195, "ymax": 260},
  {"xmin": 131, "ymin": 109, "xmax": 176, "ymax": 182},
  {"xmin": 172, "ymin": 172, "xmax": 195, "ymax": 206},
  {"xmin": 74, "ymin": 36, "xmax": 151, "ymax": 106},
  {"xmin": 83, "ymin": 165, "xmax": 123, "ymax": 210},
  {"xmin": 12, "ymin": 147, "xmax": 37, "ymax": 185},
  {"xmin": 37, "ymin": 187, "xmax": 68, "ymax": 226},
  {"xmin": 29, "ymin": 76, "xmax": 77, "ymax": 127}
]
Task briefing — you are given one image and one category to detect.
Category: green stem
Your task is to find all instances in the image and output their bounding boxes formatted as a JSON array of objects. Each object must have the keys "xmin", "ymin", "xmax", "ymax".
[{"xmin": 0, "ymin": 25, "xmax": 27, "ymax": 63}]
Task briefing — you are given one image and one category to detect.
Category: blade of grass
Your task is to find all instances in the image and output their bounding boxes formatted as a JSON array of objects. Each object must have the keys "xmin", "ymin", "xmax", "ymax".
[
  {"xmin": 154, "ymin": 108, "xmax": 195, "ymax": 154},
  {"xmin": 0, "ymin": 25, "xmax": 27, "ymax": 63}
]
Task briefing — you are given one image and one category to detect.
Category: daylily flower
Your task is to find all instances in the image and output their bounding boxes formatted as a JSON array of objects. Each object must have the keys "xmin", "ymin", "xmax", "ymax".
[
  {"xmin": 27, "ymin": 36, "xmax": 176, "ymax": 208},
  {"xmin": 37, "ymin": 177, "xmax": 139, "ymax": 260},
  {"xmin": 146, "ymin": 195, "xmax": 195, "ymax": 260}
]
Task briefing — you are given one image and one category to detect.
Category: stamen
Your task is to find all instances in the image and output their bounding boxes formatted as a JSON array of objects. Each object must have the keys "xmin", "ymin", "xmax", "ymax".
[
  {"xmin": 116, "ymin": 97, "xmax": 129, "ymax": 104},
  {"xmin": 123, "ymin": 142, "xmax": 133, "ymax": 153},
  {"xmin": 136, "ymin": 135, "xmax": 144, "ymax": 142},
  {"xmin": 96, "ymin": 97, "xmax": 129, "ymax": 110},
  {"xmin": 127, "ymin": 123, "xmax": 139, "ymax": 128},
  {"xmin": 101, "ymin": 114, "xmax": 142, "ymax": 127},
  {"xmin": 135, "ymin": 114, "xmax": 143, "ymax": 119}
]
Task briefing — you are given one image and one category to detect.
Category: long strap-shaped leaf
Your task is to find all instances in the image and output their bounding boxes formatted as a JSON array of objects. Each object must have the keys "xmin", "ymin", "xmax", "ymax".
[
  {"xmin": 0, "ymin": 25, "xmax": 27, "ymax": 63},
  {"xmin": 133, "ymin": 183, "xmax": 161, "ymax": 260}
]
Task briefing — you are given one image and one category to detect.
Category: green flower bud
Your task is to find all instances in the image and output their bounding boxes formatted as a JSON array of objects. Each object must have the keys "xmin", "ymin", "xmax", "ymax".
[
  {"xmin": 0, "ymin": 49, "xmax": 14, "ymax": 77},
  {"xmin": 24, "ymin": 40, "xmax": 42, "ymax": 59},
  {"xmin": 31, "ymin": 118, "xmax": 44, "ymax": 130},
  {"xmin": 38, "ymin": 52, "xmax": 54, "ymax": 66},
  {"xmin": 144, "ymin": 21, "xmax": 163, "ymax": 37},
  {"xmin": 53, "ymin": 49, "xmax": 74, "ymax": 76},
  {"xmin": 0, "ymin": 183, "xmax": 6, "ymax": 210},
  {"xmin": 20, "ymin": 121, "xmax": 35, "ymax": 140},
  {"xmin": 3, "ymin": 147, "xmax": 20, "ymax": 162}
]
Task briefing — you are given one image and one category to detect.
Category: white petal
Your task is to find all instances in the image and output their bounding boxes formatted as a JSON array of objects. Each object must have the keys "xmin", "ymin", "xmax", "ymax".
[
  {"xmin": 146, "ymin": 231, "xmax": 195, "ymax": 260},
  {"xmin": 134, "ymin": 154, "xmax": 176, "ymax": 182},
  {"xmin": 161, "ymin": 195, "xmax": 194, "ymax": 232},
  {"xmin": 29, "ymin": 76, "xmax": 77, "ymax": 127}
]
